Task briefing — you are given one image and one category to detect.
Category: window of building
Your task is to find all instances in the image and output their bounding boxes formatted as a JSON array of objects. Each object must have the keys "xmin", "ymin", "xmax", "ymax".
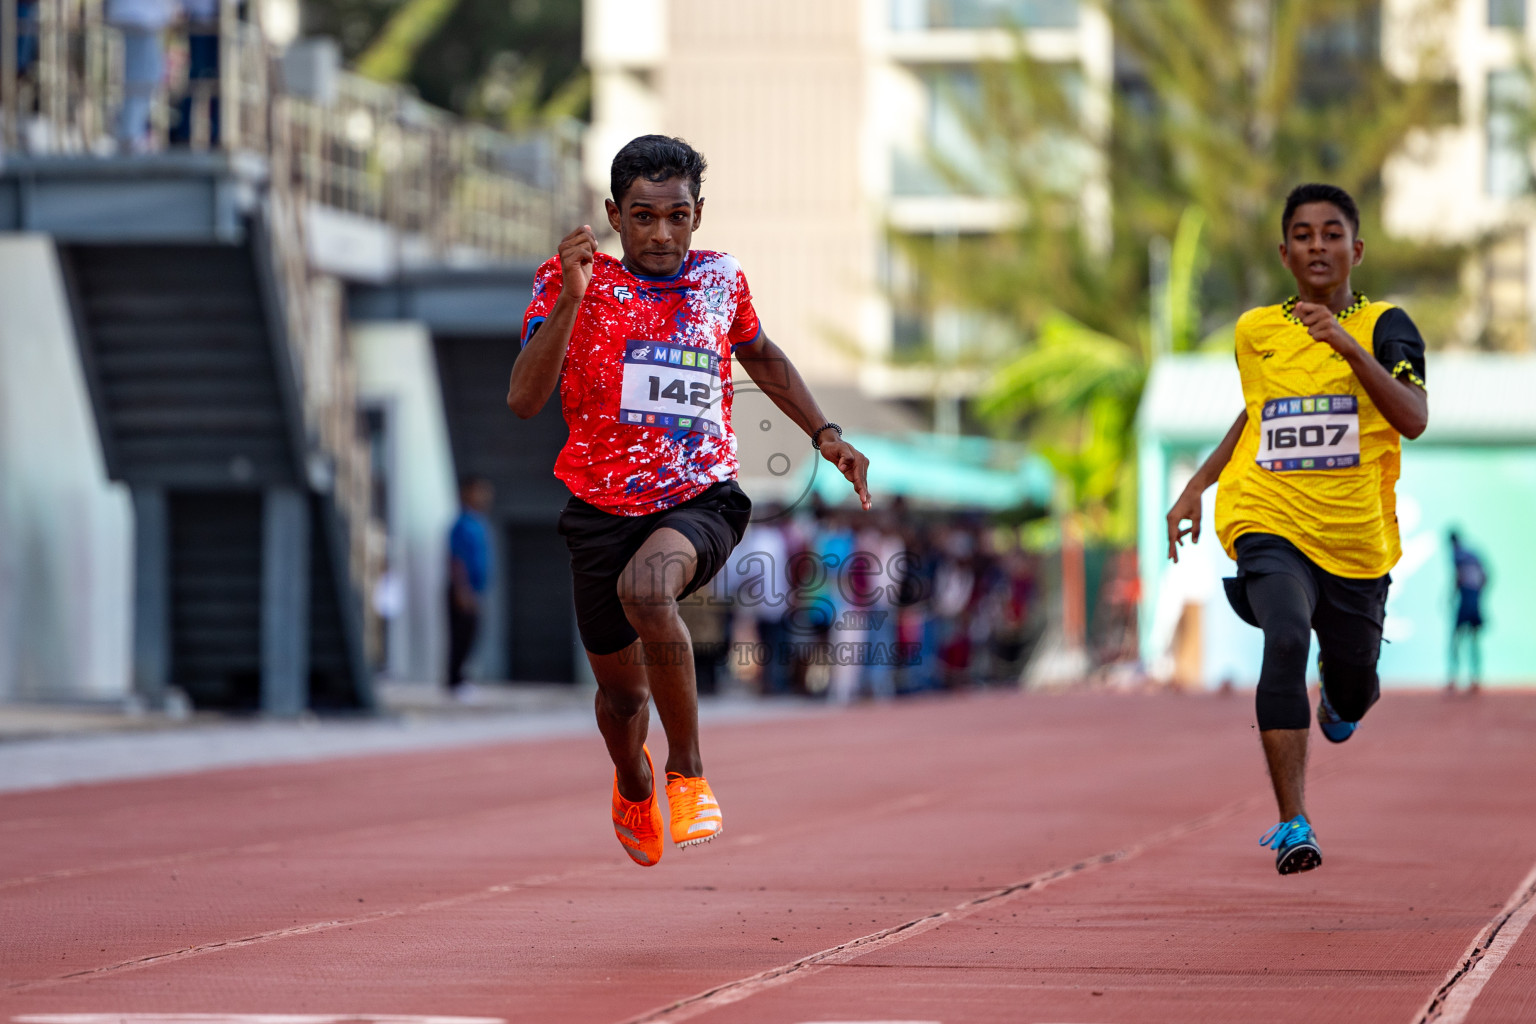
[
  {"xmin": 891, "ymin": 0, "xmax": 1079, "ymax": 31},
  {"xmin": 1489, "ymin": 0, "xmax": 1525, "ymax": 29},
  {"xmin": 893, "ymin": 67, "xmax": 995, "ymax": 196},
  {"xmin": 1487, "ymin": 69, "xmax": 1533, "ymax": 197},
  {"xmin": 892, "ymin": 64, "xmax": 1083, "ymax": 198}
]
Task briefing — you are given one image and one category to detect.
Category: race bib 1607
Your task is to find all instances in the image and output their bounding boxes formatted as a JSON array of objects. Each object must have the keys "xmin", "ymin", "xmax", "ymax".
[
  {"xmin": 1256, "ymin": 394, "xmax": 1360, "ymax": 472},
  {"xmin": 618, "ymin": 339, "xmax": 725, "ymax": 438}
]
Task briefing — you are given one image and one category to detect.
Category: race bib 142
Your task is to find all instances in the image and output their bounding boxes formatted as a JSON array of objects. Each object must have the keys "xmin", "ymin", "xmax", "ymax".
[
  {"xmin": 618, "ymin": 339, "xmax": 725, "ymax": 438},
  {"xmin": 1256, "ymin": 394, "xmax": 1360, "ymax": 471}
]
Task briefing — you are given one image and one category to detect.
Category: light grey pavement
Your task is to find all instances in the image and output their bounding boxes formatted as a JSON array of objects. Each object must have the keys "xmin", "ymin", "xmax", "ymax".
[{"xmin": 0, "ymin": 681, "xmax": 821, "ymax": 794}]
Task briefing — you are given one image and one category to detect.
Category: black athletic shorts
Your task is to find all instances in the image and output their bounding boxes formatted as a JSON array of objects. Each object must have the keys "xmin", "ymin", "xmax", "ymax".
[
  {"xmin": 1224, "ymin": 532, "xmax": 1390, "ymax": 665},
  {"xmin": 558, "ymin": 480, "xmax": 752, "ymax": 656}
]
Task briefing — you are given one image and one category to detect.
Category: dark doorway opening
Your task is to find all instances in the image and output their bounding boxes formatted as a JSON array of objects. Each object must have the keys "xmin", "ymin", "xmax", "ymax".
[{"xmin": 433, "ymin": 333, "xmax": 573, "ymax": 682}]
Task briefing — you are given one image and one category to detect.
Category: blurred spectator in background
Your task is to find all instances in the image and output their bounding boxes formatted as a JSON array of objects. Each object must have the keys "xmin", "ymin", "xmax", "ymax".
[
  {"xmin": 896, "ymin": 518, "xmax": 942, "ymax": 692},
  {"xmin": 734, "ymin": 508, "xmax": 792, "ymax": 695},
  {"xmin": 15, "ymin": 0, "xmax": 39, "ymax": 76},
  {"xmin": 933, "ymin": 524, "xmax": 977, "ymax": 689},
  {"xmin": 169, "ymin": 0, "xmax": 221, "ymax": 146},
  {"xmin": 817, "ymin": 505, "xmax": 861, "ymax": 704},
  {"xmin": 1091, "ymin": 549, "xmax": 1141, "ymax": 676},
  {"xmin": 709, "ymin": 498, "xmax": 1065, "ymax": 699},
  {"xmin": 106, "ymin": 0, "xmax": 174, "ymax": 152},
  {"xmin": 989, "ymin": 533, "xmax": 1040, "ymax": 682},
  {"xmin": 446, "ymin": 475, "xmax": 493, "ymax": 700},
  {"xmin": 1447, "ymin": 529, "xmax": 1488, "ymax": 694},
  {"xmin": 677, "ymin": 590, "xmax": 729, "ymax": 696},
  {"xmin": 369, "ymin": 555, "xmax": 403, "ymax": 675},
  {"xmin": 851, "ymin": 510, "xmax": 904, "ymax": 701}
]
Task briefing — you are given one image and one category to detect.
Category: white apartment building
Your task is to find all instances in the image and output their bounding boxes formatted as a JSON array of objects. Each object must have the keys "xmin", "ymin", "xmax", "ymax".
[
  {"xmin": 583, "ymin": 0, "xmax": 1111, "ymax": 422},
  {"xmin": 585, "ymin": 0, "xmax": 1534, "ymax": 410},
  {"xmin": 1386, "ymin": 0, "xmax": 1536, "ymax": 349}
]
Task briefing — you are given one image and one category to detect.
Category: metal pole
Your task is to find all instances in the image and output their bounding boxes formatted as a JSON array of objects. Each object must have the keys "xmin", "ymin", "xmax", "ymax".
[
  {"xmin": 81, "ymin": 0, "xmax": 102, "ymax": 146},
  {"xmin": 1, "ymin": 0, "xmax": 18, "ymax": 150},
  {"xmin": 218, "ymin": 0, "xmax": 235, "ymax": 149},
  {"xmin": 131, "ymin": 488, "xmax": 171, "ymax": 712},
  {"xmin": 36, "ymin": 0, "xmax": 54, "ymax": 146},
  {"xmin": 261, "ymin": 486, "xmax": 311, "ymax": 717}
]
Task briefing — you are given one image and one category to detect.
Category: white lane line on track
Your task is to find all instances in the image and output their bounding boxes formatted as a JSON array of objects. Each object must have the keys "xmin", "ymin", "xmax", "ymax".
[
  {"xmin": 4, "ymin": 864, "xmax": 618, "ymax": 994},
  {"xmin": 622, "ymin": 797, "xmax": 1256, "ymax": 1024},
  {"xmin": 6, "ymin": 789, "xmax": 940, "ymax": 994},
  {"xmin": 13, "ymin": 1017, "xmax": 505, "ymax": 1024},
  {"xmin": 1413, "ymin": 856, "xmax": 1536, "ymax": 1024}
]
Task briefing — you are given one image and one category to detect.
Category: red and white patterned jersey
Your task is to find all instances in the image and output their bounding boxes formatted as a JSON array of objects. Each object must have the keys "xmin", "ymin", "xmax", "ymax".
[{"xmin": 521, "ymin": 250, "xmax": 762, "ymax": 516}]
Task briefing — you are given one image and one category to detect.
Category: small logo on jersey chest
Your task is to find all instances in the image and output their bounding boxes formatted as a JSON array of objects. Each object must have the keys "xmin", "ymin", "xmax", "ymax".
[
  {"xmin": 703, "ymin": 286, "xmax": 727, "ymax": 310},
  {"xmin": 613, "ymin": 285, "xmax": 633, "ymax": 303}
]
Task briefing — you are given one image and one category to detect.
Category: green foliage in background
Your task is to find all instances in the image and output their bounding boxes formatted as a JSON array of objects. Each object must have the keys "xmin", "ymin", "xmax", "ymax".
[
  {"xmin": 903, "ymin": 0, "xmax": 1462, "ymax": 541},
  {"xmin": 302, "ymin": 0, "xmax": 585, "ymax": 128}
]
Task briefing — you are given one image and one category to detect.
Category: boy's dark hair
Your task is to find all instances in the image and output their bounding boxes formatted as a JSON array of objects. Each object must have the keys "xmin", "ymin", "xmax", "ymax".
[
  {"xmin": 610, "ymin": 135, "xmax": 707, "ymax": 205},
  {"xmin": 1282, "ymin": 183, "xmax": 1361, "ymax": 239}
]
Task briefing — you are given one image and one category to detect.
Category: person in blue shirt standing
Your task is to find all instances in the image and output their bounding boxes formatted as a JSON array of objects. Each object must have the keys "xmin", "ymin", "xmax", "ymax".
[
  {"xmin": 448, "ymin": 476, "xmax": 495, "ymax": 699},
  {"xmin": 1447, "ymin": 529, "xmax": 1488, "ymax": 694}
]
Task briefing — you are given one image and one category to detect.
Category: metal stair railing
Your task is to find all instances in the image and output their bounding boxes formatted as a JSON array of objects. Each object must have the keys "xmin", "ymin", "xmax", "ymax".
[
  {"xmin": 5, "ymin": 0, "xmax": 584, "ymax": 688},
  {"xmin": 264, "ymin": 90, "xmax": 376, "ymax": 649},
  {"xmin": 2, "ymin": 0, "xmax": 580, "ymax": 260}
]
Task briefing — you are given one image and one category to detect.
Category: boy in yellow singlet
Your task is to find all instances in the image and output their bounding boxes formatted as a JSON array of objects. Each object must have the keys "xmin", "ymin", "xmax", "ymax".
[{"xmin": 1165, "ymin": 183, "xmax": 1428, "ymax": 875}]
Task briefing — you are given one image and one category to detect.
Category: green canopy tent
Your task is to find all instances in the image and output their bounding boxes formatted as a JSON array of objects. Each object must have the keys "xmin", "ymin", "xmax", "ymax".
[{"xmin": 792, "ymin": 432, "xmax": 1054, "ymax": 511}]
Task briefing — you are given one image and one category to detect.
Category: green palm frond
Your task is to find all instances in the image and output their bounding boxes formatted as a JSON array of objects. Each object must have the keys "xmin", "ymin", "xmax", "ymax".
[
  {"xmin": 355, "ymin": 0, "xmax": 461, "ymax": 83},
  {"xmin": 978, "ymin": 311, "xmax": 1143, "ymax": 423}
]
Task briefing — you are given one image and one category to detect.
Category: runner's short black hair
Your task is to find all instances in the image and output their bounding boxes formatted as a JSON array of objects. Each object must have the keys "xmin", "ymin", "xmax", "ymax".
[
  {"xmin": 1282, "ymin": 183, "xmax": 1360, "ymax": 238},
  {"xmin": 610, "ymin": 135, "xmax": 707, "ymax": 204}
]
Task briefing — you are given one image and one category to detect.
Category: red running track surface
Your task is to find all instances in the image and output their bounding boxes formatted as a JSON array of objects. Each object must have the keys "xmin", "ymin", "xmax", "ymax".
[{"xmin": 2, "ymin": 691, "xmax": 1535, "ymax": 1024}]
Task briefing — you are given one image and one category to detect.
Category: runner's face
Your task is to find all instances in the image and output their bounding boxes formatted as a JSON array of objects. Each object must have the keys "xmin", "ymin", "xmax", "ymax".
[
  {"xmin": 606, "ymin": 177, "xmax": 703, "ymax": 278},
  {"xmin": 1280, "ymin": 202, "xmax": 1363, "ymax": 294}
]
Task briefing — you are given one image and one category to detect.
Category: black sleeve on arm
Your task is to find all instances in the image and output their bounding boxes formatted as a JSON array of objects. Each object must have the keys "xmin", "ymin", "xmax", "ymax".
[{"xmin": 1373, "ymin": 307, "xmax": 1426, "ymax": 388}]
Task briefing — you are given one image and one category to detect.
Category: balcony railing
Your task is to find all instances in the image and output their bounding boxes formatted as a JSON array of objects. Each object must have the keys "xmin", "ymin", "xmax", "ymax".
[
  {"xmin": 2, "ymin": 0, "xmax": 582, "ymax": 653},
  {"xmin": 1, "ymin": 0, "xmax": 583, "ymax": 263},
  {"xmin": 890, "ymin": 0, "xmax": 1080, "ymax": 31}
]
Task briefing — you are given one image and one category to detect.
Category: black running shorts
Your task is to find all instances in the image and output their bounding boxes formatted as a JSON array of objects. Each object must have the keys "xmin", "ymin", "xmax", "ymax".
[
  {"xmin": 1224, "ymin": 532, "xmax": 1390, "ymax": 664},
  {"xmin": 558, "ymin": 480, "xmax": 752, "ymax": 656}
]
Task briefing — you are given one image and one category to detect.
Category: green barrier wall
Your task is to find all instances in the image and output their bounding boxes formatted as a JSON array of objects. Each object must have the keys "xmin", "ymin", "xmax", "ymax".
[{"xmin": 1139, "ymin": 441, "xmax": 1536, "ymax": 687}]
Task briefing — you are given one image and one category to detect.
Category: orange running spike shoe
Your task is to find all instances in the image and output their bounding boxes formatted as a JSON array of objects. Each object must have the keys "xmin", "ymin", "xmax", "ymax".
[
  {"xmin": 611, "ymin": 747, "xmax": 663, "ymax": 867},
  {"xmin": 666, "ymin": 773, "xmax": 723, "ymax": 847}
]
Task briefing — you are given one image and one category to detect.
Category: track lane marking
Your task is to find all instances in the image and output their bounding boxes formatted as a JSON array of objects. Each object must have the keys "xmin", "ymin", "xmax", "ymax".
[
  {"xmin": 4, "ymin": 790, "xmax": 939, "ymax": 993},
  {"xmin": 0, "ymin": 757, "xmax": 610, "ymax": 893},
  {"xmin": 0, "ymin": 800, "xmax": 536, "ymax": 893},
  {"xmin": 4, "ymin": 864, "xmax": 618, "ymax": 994},
  {"xmin": 13, "ymin": 1016, "xmax": 505, "ymax": 1024},
  {"xmin": 621, "ymin": 797, "xmax": 1257, "ymax": 1024},
  {"xmin": 1413, "ymin": 856, "xmax": 1536, "ymax": 1024}
]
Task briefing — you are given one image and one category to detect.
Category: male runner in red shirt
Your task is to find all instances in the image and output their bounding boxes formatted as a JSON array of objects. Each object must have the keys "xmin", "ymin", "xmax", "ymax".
[{"xmin": 508, "ymin": 135, "xmax": 872, "ymax": 866}]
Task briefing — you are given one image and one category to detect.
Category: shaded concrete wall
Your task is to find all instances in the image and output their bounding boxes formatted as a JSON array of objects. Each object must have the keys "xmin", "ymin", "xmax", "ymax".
[
  {"xmin": 0, "ymin": 235, "xmax": 133, "ymax": 701},
  {"xmin": 352, "ymin": 322, "xmax": 460, "ymax": 684}
]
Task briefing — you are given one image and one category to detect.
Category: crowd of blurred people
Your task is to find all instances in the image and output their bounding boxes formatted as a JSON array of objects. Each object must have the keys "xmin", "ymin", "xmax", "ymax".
[
  {"xmin": 678, "ymin": 497, "xmax": 1049, "ymax": 700},
  {"xmin": 8, "ymin": 0, "xmax": 228, "ymax": 154}
]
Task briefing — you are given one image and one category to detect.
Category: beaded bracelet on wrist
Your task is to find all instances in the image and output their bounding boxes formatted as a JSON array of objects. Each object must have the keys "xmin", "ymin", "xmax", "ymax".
[{"xmin": 811, "ymin": 422, "xmax": 843, "ymax": 450}]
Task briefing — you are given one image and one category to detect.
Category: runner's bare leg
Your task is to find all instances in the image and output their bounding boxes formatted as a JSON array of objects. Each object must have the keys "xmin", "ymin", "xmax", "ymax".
[
  {"xmin": 1261, "ymin": 728, "xmax": 1309, "ymax": 822},
  {"xmin": 587, "ymin": 648, "xmax": 653, "ymax": 802},
  {"xmin": 615, "ymin": 526, "xmax": 704, "ymax": 779}
]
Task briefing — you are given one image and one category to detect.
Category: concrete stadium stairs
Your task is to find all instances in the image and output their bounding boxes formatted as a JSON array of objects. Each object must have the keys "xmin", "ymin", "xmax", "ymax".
[{"xmin": 59, "ymin": 238, "xmax": 373, "ymax": 713}]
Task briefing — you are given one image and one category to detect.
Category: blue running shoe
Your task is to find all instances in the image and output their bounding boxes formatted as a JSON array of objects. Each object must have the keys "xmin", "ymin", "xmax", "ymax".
[
  {"xmin": 1316, "ymin": 656, "xmax": 1357, "ymax": 744},
  {"xmin": 1260, "ymin": 815, "xmax": 1322, "ymax": 875}
]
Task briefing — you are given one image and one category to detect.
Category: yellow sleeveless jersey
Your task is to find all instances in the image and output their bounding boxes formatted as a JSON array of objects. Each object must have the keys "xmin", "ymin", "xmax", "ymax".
[{"xmin": 1215, "ymin": 299, "xmax": 1417, "ymax": 579}]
